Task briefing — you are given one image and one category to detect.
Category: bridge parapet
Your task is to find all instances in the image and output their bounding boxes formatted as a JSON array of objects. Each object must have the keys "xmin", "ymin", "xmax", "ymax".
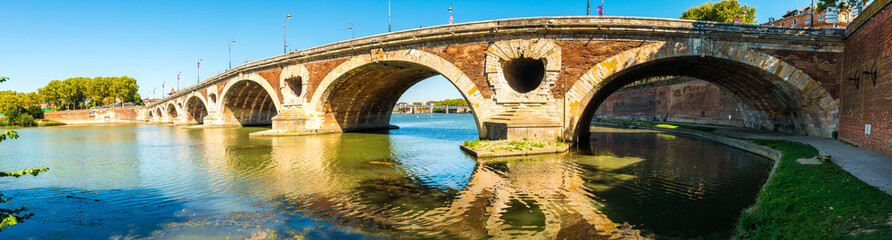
[{"xmin": 146, "ymin": 16, "xmax": 843, "ymax": 109}]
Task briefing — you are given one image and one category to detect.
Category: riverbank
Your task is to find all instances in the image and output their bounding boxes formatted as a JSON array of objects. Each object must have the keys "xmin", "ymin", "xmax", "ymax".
[
  {"xmin": 593, "ymin": 120, "xmax": 892, "ymax": 239},
  {"xmin": 734, "ymin": 140, "xmax": 892, "ymax": 239}
]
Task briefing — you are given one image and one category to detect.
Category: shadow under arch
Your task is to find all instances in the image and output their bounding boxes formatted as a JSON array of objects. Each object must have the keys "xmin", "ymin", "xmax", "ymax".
[
  {"xmin": 166, "ymin": 103, "xmax": 178, "ymax": 119},
  {"xmin": 154, "ymin": 108, "xmax": 162, "ymax": 121},
  {"xmin": 309, "ymin": 50, "xmax": 486, "ymax": 137},
  {"xmin": 220, "ymin": 79, "xmax": 281, "ymax": 126},
  {"xmin": 573, "ymin": 55, "xmax": 836, "ymax": 150},
  {"xmin": 184, "ymin": 95, "xmax": 209, "ymax": 124}
]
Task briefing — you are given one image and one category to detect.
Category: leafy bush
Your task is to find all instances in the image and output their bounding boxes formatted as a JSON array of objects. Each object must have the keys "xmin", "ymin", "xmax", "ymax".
[
  {"xmin": 16, "ymin": 114, "xmax": 34, "ymax": 127},
  {"xmin": 24, "ymin": 106, "xmax": 42, "ymax": 119}
]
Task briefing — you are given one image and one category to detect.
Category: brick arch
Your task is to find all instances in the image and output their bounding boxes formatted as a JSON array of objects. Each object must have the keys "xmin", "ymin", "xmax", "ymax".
[
  {"xmin": 308, "ymin": 49, "xmax": 488, "ymax": 136},
  {"xmin": 566, "ymin": 42, "xmax": 838, "ymax": 142},
  {"xmin": 165, "ymin": 102, "xmax": 179, "ymax": 119},
  {"xmin": 219, "ymin": 74, "xmax": 283, "ymax": 126},
  {"xmin": 154, "ymin": 108, "xmax": 163, "ymax": 121},
  {"xmin": 184, "ymin": 94, "xmax": 209, "ymax": 124}
]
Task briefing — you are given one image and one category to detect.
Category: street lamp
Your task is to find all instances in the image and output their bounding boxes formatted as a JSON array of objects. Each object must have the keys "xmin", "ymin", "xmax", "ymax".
[
  {"xmin": 449, "ymin": 4, "xmax": 454, "ymax": 24},
  {"xmin": 811, "ymin": 0, "xmax": 815, "ymax": 28},
  {"xmin": 229, "ymin": 38, "xmax": 235, "ymax": 69},
  {"xmin": 348, "ymin": 23, "xmax": 354, "ymax": 39},
  {"xmin": 388, "ymin": 0, "xmax": 392, "ymax": 32},
  {"xmin": 284, "ymin": 12, "xmax": 290, "ymax": 54},
  {"xmin": 197, "ymin": 59, "xmax": 202, "ymax": 84},
  {"xmin": 587, "ymin": 0, "xmax": 590, "ymax": 16}
]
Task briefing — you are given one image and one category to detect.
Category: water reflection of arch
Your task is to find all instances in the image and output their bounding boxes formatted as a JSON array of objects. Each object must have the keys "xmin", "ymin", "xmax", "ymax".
[
  {"xmin": 255, "ymin": 150, "xmax": 641, "ymax": 238},
  {"xmin": 414, "ymin": 155, "xmax": 642, "ymax": 239},
  {"xmin": 267, "ymin": 134, "xmax": 344, "ymax": 194}
]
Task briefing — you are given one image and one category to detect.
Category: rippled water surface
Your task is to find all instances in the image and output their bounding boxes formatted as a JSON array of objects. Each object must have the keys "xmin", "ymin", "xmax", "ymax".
[{"xmin": 0, "ymin": 114, "xmax": 771, "ymax": 239}]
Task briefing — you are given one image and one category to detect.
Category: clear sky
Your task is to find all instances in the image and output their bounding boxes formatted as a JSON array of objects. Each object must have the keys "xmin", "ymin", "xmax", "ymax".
[{"xmin": 0, "ymin": 0, "xmax": 814, "ymax": 103}]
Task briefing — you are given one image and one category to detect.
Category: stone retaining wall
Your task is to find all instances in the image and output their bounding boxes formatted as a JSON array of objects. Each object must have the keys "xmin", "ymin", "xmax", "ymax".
[{"xmin": 45, "ymin": 106, "xmax": 142, "ymax": 124}]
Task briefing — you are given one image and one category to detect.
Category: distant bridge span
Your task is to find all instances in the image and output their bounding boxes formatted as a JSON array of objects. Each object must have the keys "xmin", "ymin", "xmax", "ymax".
[{"xmin": 142, "ymin": 16, "xmax": 845, "ymax": 142}]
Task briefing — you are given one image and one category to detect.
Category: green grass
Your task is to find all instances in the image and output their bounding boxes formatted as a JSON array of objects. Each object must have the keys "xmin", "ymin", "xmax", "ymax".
[
  {"xmin": 593, "ymin": 118, "xmax": 716, "ymax": 132},
  {"xmin": 462, "ymin": 139, "xmax": 565, "ymax": 152},
  {"xmin": 735, "ymin": 139, "xmax": 892, "ymax": 239},
  {"xmin": 35, "ymin": 119, "xmax": 64, "ymax": 126}
]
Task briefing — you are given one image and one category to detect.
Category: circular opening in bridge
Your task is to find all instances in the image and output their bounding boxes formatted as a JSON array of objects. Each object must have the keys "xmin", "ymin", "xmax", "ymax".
[
  {"xmin": 209, "ymin": 93, "xmax": 217, "ymax": 103},
  {"xmin": 285, "ymin": 76, "xmax": 302, "ymax": 97},
  {"xmin": 502, "ymin": 57, "xmax": 545, "ymax": 93}
]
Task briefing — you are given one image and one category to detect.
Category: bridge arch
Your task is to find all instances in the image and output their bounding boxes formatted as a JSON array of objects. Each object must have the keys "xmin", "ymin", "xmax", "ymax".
[
  {"xmin": 567, "ymin": 42, "xmax": 838, "ymax": 143},
  {"xmin": 218, "ymin": 74, "xmax": 283, "ymax": 126},
  {"xmin": 308, "ymin": 49, "xmax": 487, "ymax": 135},
  {"xmin": 154, "ymin": 108, "xmax": 163, "ymax": 121},
  {"xmin": 165, "ymin": 103, "xmax": 179, "ymax": 120},
  {"xmin": 184, "ymin": 95, "xmax": 209, "ymax": 124}
]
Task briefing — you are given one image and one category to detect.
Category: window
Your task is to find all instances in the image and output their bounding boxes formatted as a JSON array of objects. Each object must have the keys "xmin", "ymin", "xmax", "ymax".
[
  {"xmin": 820, "ymin": 14, "xmax": 824, "ymax": 21},
  {"xmin": 806, "ymin": 17, "xmax": 811, "ymax": 23},
  {"xmin": 793, "ymin": 19, "xmax": 797, "ymax": 25}
]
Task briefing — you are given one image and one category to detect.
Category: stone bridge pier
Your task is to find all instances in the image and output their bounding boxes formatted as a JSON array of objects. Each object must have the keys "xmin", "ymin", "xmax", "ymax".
[{"xmin": 143, "ymin": 17, "xmax": 845, "ymax": 144}]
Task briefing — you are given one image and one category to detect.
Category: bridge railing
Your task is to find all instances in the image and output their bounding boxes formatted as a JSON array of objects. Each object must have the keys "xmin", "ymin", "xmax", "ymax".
[{"xmin": 147, "ymin": 16, "xmax": 845, "ymax": 108}]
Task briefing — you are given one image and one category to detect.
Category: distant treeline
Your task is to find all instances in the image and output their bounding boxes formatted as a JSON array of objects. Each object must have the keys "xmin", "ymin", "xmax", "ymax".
[
  {"xmin": 408, "ymin": 98, "xmax": 468, "ymax": 107},
  {"xmin": 0, "ymin": 76, "xmax": 141, "ymax": 126}
]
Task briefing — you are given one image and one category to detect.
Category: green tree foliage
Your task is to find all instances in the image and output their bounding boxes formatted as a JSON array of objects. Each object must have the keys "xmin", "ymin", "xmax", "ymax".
[
  {"xmin": 816, "ymin": 0, "xmax": 870, "ymax": 11},
  {"xmin": 0, "ymin": 80, "xmax": 48, "ymax": 231},
  {"xmin": 0, "ymin": 79, "xmax": 42, "ymax": 126},
  {"xmin": 680, "ymin": 0, "xmax": 756, "ymax": 24},
  {"xmin": 38, "ymin": 76, "xmax": 141, "ymax": 110},
  {"xmin": 425, "ymin": 98, "xmax": 468, "ymax": 107}
]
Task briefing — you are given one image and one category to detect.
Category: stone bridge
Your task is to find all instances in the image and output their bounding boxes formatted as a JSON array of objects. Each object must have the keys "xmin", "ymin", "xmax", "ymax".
[{"xmin": 142, "ymin": 16, "xmax": 845, "ymax": 143}]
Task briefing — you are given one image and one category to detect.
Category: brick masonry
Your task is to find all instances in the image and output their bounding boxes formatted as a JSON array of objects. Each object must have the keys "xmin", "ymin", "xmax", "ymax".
[
  {"xmin": 839, "ymin": 1, "xmax": 892, "ymax": 157},
  {"xmin": 595, "ymin": 78, "xmax": 745, "ymax": 127},
  {"xmin": 45, "ymin": 107, "xmax": 141, "ymax": 123},
  {"xmin": 141, "ymin": 17, "xmax": 845, "ymax": 142}
]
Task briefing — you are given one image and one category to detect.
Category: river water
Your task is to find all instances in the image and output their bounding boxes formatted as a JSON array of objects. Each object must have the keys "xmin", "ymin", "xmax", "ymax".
[{"xmin": 0, "ymin": 114, "xmax": 771, "ymax": 239}]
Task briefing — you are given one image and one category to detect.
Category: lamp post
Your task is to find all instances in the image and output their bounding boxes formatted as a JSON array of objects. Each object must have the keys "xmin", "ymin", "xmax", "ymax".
[
  {"xmin": 284, "ymin": 12, "xmax": 290, "ymax": 54},
  {"xmin": 449, "ymin": 4, "xmax": 454, "ymax": 24},
  {"xmin": 811, "ymin": 0, "xmax": 815, "ymax": 28},
  {"xmin": 229, "ymin": 38, "xmax": 235, "ymax": 69},
  {"xmin": 388, "ymin": 0, "xmax": 392, "ymax": 32},
  {"xmin": 587, "ymin": 0, "xmax": 590, "ymax": 16},
  {"xmin": 196, "ymin": 58, "xmax": 202, "ymax": 84},
  {"xmin": 348, "ymin": 23, "xmax": 354, "ymax": 39}
]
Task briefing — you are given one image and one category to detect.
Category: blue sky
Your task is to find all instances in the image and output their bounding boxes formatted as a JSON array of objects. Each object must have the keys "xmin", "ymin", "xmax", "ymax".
[{"xmin": 1, "ymin": 0, "xmax": 812, "ymax": 103}]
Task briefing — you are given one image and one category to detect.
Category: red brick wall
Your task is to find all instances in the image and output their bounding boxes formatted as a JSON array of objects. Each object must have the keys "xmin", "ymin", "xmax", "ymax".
[
  {"xmin": 44, "ymin": 110, "xmax": 91, "ymax": 122},
  {"xmin": 839, "ymin": 2, "xmax": 892, "ymax": 157},
  {"xmin": 45, "ymin": 107, "xmax": 141, "ymax": 123},
  {"xmin": 304, "ymin": 57, "xmax": 348, "ymax": 103},
  {"xmin": 595, "ymin": 78, "xmax": 745, "ymax": 127},
  {"xmin": 424, "ymin": 43, "xmax": 492, "ymax": 98}
]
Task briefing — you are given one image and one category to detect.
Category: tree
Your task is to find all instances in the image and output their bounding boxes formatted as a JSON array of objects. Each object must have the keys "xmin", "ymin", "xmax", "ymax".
[
  {"xmin": 680, "ymin": 0, "xmax": 756, "ymax": 24},
  {"xmin": 816, "ymin": 0, "xmax": 870, "ymax": 11},
  {"xmin": 0, "ymin": 77, "xmax": 47, "ymax": 231}
]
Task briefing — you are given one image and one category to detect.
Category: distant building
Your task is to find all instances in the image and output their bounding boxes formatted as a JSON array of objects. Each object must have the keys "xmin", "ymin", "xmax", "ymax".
[
  {"xmin": 143, "ymin": 98, "xmax": 161, "ymax": 105},
  {"xmin": 763, "ymin": 6, "xmax": 852, "ymax": 28}
]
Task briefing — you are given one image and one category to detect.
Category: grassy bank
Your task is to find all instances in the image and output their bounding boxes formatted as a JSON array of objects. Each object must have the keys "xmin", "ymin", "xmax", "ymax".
[
  {"xmin": 735, "ymin": 140, "xmax": 892, "ymax": 239},
  {"xmin": 592, "ymin": 118, "xmax": 716, "ymax": 132}
]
